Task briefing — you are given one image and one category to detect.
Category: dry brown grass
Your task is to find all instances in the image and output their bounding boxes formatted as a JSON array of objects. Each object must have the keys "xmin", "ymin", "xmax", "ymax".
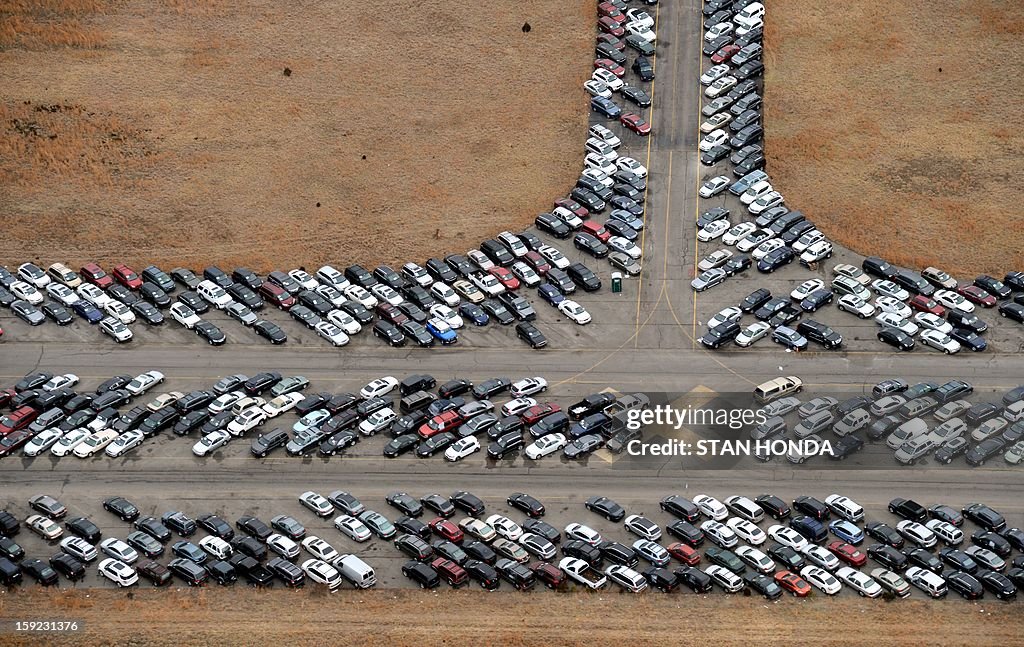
[
  {"xmin": 0, "ymin": 0, "xmax": 592, "ymax": 272},
  {"xmin": 764, "ymin": 0, "xmax": 1024, "ymax": 276},
  {"xmin": 0, "ymin": 587, "xmax": 1019, "ymax": 647}
]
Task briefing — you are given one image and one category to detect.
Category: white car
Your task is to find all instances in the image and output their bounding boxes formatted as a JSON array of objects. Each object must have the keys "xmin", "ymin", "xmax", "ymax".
[
  {"xmin": 616, "ymin": 157, "xmax": 648, "ymax": 178},
  {"xmin": 693, "ymin": 494, "xmax": 728, "ymax": 520},
  {"xmin": 896, "ymin": 520, "xmax": 937, "ymax": 548},
  {"xmin": 126, "ymin": 371, "xmax": 164, "ymax": 396},
  {"xmin": 564, "ymin": 523, "xmax": 603, "ymax": 546},
  {"xmin": 327, "ymin": 309, "xmax": 362, "ymax": 335},
  {"xmin": 317, "ymin": 265, "xmax": 351, "ymax": 290},
  {"xmin": 27, "ymin": 514, "xmax": 62, "ymax": 540},
  {"xmin": 705, "ymin": 76, "xmax": 739, "ymax": 98},
  {"xmin": 343, "ymin": 284, "xmax": 377, "ymax": 309},
  {"xmin": 592, "ymin": 68, "xmax": 623, "ymax": 91},
  {"xmin": 486, "ymin": 515, "xmax": 523, "ymax": 542},
  {"xmin": 302, "ymin": 536, "xmax": 340, "ymax": 562},
  {"xmin": 748, "ymin": 191, "xmax": 784, "ymax": 215},
  {"xmin": 538, "ymin": 244, "xmax": 570, "ymax": 269},
  {"xmin": 700, "ymin": 111, "xmax": 733, "ymax": 133},
  {"xmin": 209, "ymin": 391, "xmax": 244, "ymax": 414},
  {"xmin": 227, "ymin": 407, "xmax": 267, "ymax": 436},
  {"xmin": 608, "ymin": 236, "xmax": 641, "ymax": 259},
  {"xmin": 357, "ymin": 407, "xmax": 397, "ymax": 436},
  {"xmin": 875, "ymin": 311, "xmax": 919, "ymax": 335},
  {"xmin": 914, "ymin": 312, "xmax": 952, "ymax": 334},
  {"xmin": 298, "ymin": 491, "xmax": 334, "ymax": 518},
  {"xmin": 76, "ymin": 283, "xmax": 112, "ymax": 308},
  {"xmin": 707, "ymin": 306, "xmax": 742, "ymax": 330},
  {"xmin": 445, "ymin": 436, "xmax": 480, "ymax": 462},
  {"xmin": 699, "ymin": 175, "xmax": 731, "ymax": 198},
  {"xmin": 334, "ymin": 515, "xmax": 372, "ymax": 542},
  {"xmin": 429, "ymin": 281, "xmax": 460, "ymax": 307},
  {"xmin": 510, "ymin": 377, "xmax": 547, "ymax": 397},
  {"xmin": 10, "ymin": 281, "xmax": 43, "ymax": 305},
  {"xmin": 934, "ymin": 289, "xmax": 974, "ymax": 313},
  {"xmin": 267, "ymin": 534, "xmax": 300, "ymax": 560},
  {"xmin": 301, "ymin": 558, "xmax": 342, "ymax": 590},
  {"xmin": 700, "ymin": 63, "xmax": 732, "ymax": 86},
  {"xmin": 100, "ymin": 538, "xmax": 139, "ymax": 564},
  {"xmin": 46, "ymin": 283, "xmax": 80, "ymax": 306},
  {"xmin": 584, "ymin": 152, "xmax": 615, "ymax": 176},
  {"xmin": 360, "ymin": 376, "xmax": 398, "ymax": 399},
  {"xmin": 800, "ymin": 240, "xmax": 834, "ymax": 264},
  {"xmin": 500, "ymin": 398, "xmax": 537, "ymax": 418},
  {"xmin": 919, "ymin": 329, "xmax": 960, "ymax": 354},
  {"xmin": 100, "ymin": 317, "xmax": 133, "ymax": 343},
  {"xmin": 105, "ymin": 300, "xmax": 136, "ymax": 324},
  {"xmin": 558, "ymin": 300, "xmax": 592, "ymax": 325},
  {"xmin": 51, "ymin": 428, "xmax": 89, "ymax": 457},
  {"xmin": 700, "ymin": 520, "xmax": 737, "ymax": 548},
  {"xmin": 61, "ymin": 536, "xmax": 98, "ymax": 562},
  {"xmin": 924, "ymin": 519, "xmax": 963, "ymax": 545},
  {"xmin": 626, "ymin": 7, "xmax": 655, "ymax": 28},
  {"xmin": 288, "ymin": 269, "xmax": 319, "ymax": 290},
  {"xmin": 24, "ymin": 428, "xmax": 64, "ymax": 456},
  {"xmin": 169, "ymin": 303, "xmax": 201, "ymax": 329},
  {"xmin": 262, "ymin": 393, "xmax": 305, "ymax": 418},
  {"xmin": 791, "ymin": 230, "xmax": 825, "ymax": 254},
  {"xmin": 192, "ymin": 430, "xmax": 231, "ymax": 456},
  {"xmin": 460, "ymin": 518, "xmax": 498, "ymax": 543},
  {"xmin": 73, "ymin": 429, "xmax": 118, "ymax": 457},
  {"xmin": 722, "ymin": 222, "xmax": 757, "ymax": 246},
  {"xmin": 767, "ymin": 525, "xmax": 808, "ymax": 552},
  {"xmin": 589, "ymin": 123, "xmax": 621, "ymax": 148},
  {"xmin": 735, "ymin": 321, "xmax": 770, "ymax": 347},
  {"xmin": 736, "ymin": 229, "xmax": 775, "ymax": 253},
  {"xmin": 800, "ymin": 565, "xmax": 841, "ymax": 595},
  {"xmin": 624, "ymin": 20, "xmax": 656, "ymax": 42},
  {"xmin": 871, "ymin": 279, "xmax": 910, "ymax": 301},
  {"xmin": 585, "ymin": 77, "xmax": 606, "ymax": 97},
  {"xmin": 791, "ymin": 278, "xmax": 825, "ymax": 301},
  {"xmin": 624, "ymin": 515, "xmax": 662, "ymax": 541},
  {"xmin": 874, "ymin": 296, "xmax": 912, "ymax": 320},
  {"xmin": 148, "ymin": 392, "xmax": 184, "ymax": 413},
  {"xmin": 40, "ymin": 373, "xmax": 78, "ymax": 392},
  {"xmin": 697, "ymin": 219, "xmax": 730, "ymax": 242},
  {"xmin": 836, "ymin": 566, "xmax": 882, "ymax": 597},
  {"xmin": 698, "ymin": 249, "xmax": 734, "ymax": 272},
  {"xmin": 315, "ymin": 285, "xmax": 347, "ymax": 308},
  {"xmin": 525, "ymin": 433, "xmax": 567, "ymax": 460},
  {"xmin": 837, "ymin": 294, "xmax": 876, "ymax": 318},
  {"xmin": 833, "ymin": 263, "xmax": 871, "ymax": 286},
  {"xmin": 430, "ymin": 304, "xmax": 464, "ymax": 330},
  {"xmin": 315, "ymin": 321, "xmax": 350, "ymax": 347},
  {"xmin": 705, "ymin": 565, "xmax": 743, "ymax": 593},
  {"xmin": 704, "ymin": 21, "xmax": 734, "ymax": 42},
  {"xmin": 98, "ymin": 558, "xmax": 138, "ymax": 587},
  {"xmin": 740, "ymin": 180, "xmax": 773, "ymax": 205},
  {"xmin": 105, "ymin": 429, "xmax": 144, "ymax": 457},
  {"xmin": 725, "ymin": 518, "xmax": 766, "ymax": 545},
  {"xmin": 751, "ymin": 238, "xmax": 785, "ymax": 261},
  {"xmin": 699, "ymin": 129, "xmax": 729, "ymax": 152},
  {"xmin": 802, "ymin": 544, "xmax": 840, "ymax": 570},
  {"xmin": 370, "ymin": 283, "xmax": 403, "ymax": 306}
]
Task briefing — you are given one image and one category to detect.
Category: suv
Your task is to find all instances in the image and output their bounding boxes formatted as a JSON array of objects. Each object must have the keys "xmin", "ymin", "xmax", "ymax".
[
  {"xmin": 516, "ymin": 322, "xmax": 547, "ymax": 349},
  {"xmin": 797, "ymin": 320, "xmax": 843, "ymax": 349}
]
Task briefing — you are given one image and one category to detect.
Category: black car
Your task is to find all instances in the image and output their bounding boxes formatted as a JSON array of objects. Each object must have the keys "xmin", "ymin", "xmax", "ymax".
[
  {"xmin": 101, "ymin": 496, "xmax": 139, "ymax": 522},
  {"xmin": 236, "ymin": 515, "xmax": 273, "ymax": 542},
  {"xmin": 867, "ymin": 544, "xmax": 908, "ymax": 571},
  {"xmin": 177, "ymin": 290, "xmax": 208, "ymax": 314},
  {"xmin": 566, "ymin": 263, "xmax": 602, "ymax": 292},
  {"xmin": 242, "ymin": 372, "xmax": 281, "ymax": 396},
  {"xmin": 269, "ymin": 515, "xmax": 305, "ymax": 541},
  {"xmin": 464, "ymin": 559, "xmax": 500, "ymax": 589},
  {"xmin": 131, "ymin": 300, "xmax": 164, "ymax": 324},
  {"xmin": 700, "ymin": 321, "xmax": 740, "ymax": 349},
  {"xmin": 966, "ymin": 437, "xmax": 1007, "ymax": 466},
  {"xmin": 169, "ymin": 267, "xmax": 201, "ymax": 290},
  {"xmin": 450, "ymin": 491, "xmax": 486, "ymax": 517},
  {"xmin": 383, "ymin": 434, "xmax": 419, "ymax": 458},
  {"xmin": 0, "ymin": 536, "xmax": 24, "ymax": 561},
  {"xmin": 536, "ymin": 212, "xmax": 574, "ymax": 238},
  {"xmin": 974, "ymin": 275, "xmax": 1011, "ymax": 300},
  {"xmin": 140, "ymin": 283, "xmax": 171, "ymax": 308},
  {"xmin": 877, "ymin": 327, "xmax": 915, "ymax": 351},
  {"xmin": 65, "ymin": 517, "xmax": 102, "ymax": 544},
  {"xmin": 416, "ymin": 433, "xmax": 455, "ymax": 458},
  {"xmin": 0, "ymin": 513, "xmax": 16, "ymax": 538},
  {"xmin": 372, "ymin": 320, "xmax": 406, "ymax": 347},
  {"xmin": 487, "ymin": 432, "xmax": 523, "ymax": 459},
  {"xmin": 402, "ymin": 560, "xmax": 439, "ymax": 588},
  {"xmin": 507, "ymin": 493, "xmax": 545, "ymax": 518},
  {"xmin": 288, "ymin": 305, "xmax": 320, "ymax": 330},
  {"xmin": 888, "ymin": 497, "xmax": 927, "ymax": 522},
  {"xmin": 420, "ymin": 494, "xmax": 455, "ymax": 519},
  {"xmin": 600, "ymin": 541, "xmax": 639, "ymax": 567},
  {"xmin": 385, "ymin": 492, "xmax": 424, "ymax": 518},
  {"xmin": 962, "ymin": 503, "xmax": 1007, "ymax": 532},
  {"xmin": 939, "ymin": 548, "xmax": 979, "ymax": 574},
  {"xmin": 515, "ymin": 322, "xmax": 547, "ymax": 349},
  {"xmin": 318, "ymin": 430, "xmax": 358, "ymax": 456},
  {"xmin": 49, "ymin": 553, "xmax": 85, "ymax": 581},
  {"xmin": 195, "ymin": 514, "xmax": 234, "ymax": 541},
  {"xmin": 463, "ymin": 540, "xmax": 497, "ymax": 565},
  {"xmin": 907, "ymin": 548, "xmax": 943, "ymax": 574},
  {"xmin": 632, "ymin": 55, "xmax": 654, "ymax": 80},
  {"xmin": 768, "ymin": 545, "xmax": 806, "ymax": 572},
  {"xmin": 739, "ymin": 288, "xmax": 771, "ymax": 314},
  {"xmin": 22, "ymin": 558, "xmax": 59, "ymax": 586},
  {"xmin": 227, "ymin": 283, "xmax": 263, "ymax": 310},
  {"xmin": 40, "ymin": 302, "xmax": 74, "ymax": 325},
  {"xmin": 127, "ymin": 531, "xmax": 164, "ymax": 559},
  {"xmin": 831, "ymin": 434, "xmax": 865, "ymax": 459},
  {"xmin": 944, "ymin": 571, "xmax": 984, "ymax": 600}
]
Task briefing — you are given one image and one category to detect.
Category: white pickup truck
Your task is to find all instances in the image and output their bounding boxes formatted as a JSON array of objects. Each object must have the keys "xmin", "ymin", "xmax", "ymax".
[{"xmin": 558, "ymin": 557, "xmax": 607, "ymax": 590}]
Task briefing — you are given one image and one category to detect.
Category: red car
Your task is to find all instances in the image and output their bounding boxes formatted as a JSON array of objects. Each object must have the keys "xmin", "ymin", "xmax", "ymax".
[
  {"xmin": 958, "ymin": 285, "xmax": 997, "ymax": 308},
  {"xmin": 711, "ymin": 44, "xmax": 742, "ymax": 64},
  {"xmin": 259, "ymin": 282, "xmax": 295, "ymax": 310},
  {"xmin": 827, "ymin": 540, "xmax": 867, "ymax": 567},
  {"xmin": 597, "ymin": 34, "xmax": 625, "ymax": 51},
  {"xmin": 419, "ymin": 410, "xmax": 463, "ymax": 439},
  {"xmin": 0, "ymin": 429, "xmax": 35, "ymax": 457},
  {"xmin": 430, "ymin": 558, "xmax": 467, "ymax": 587},
  {"xmin": 621, "ymin": 113, "xmax": 651, "ymax": 136},
  {"xmin": 598, "ymin": 16, "xmax": 625, "ymax": 36},
  {"xmin": 667, "ymin": 542, "xmax": 701, "ymax": 566},
  {"xmin": 0, "ymin": 406, "xmax": 39, "ymax": 436},
  {"xmin": 594, "ymin": 58, "xmax": 625, "ymax": 77},
  {"xmin": 597, "ymin": 2, "xmax": 626, "ymax": 23},
  {"xmin": 529, "ymin": 561, "xmax": 566, "ymax": 589},
  {"xmin": 376, "ymin": 303, "xmax": 409, "ymax": 326},
  {"xmin": 111, "ymin": 263, "xmax": 143, "ymax": 290},
  {"xmin": 523, "ymin": 251, "xmax": 551, "ymax": 277},
  {"xmin": 554, "ymin": 198, "xmax": 589, "ymax": 220},
  {"xmin": 521, "ymin": 403, "xmax": 561, "ymax": 425},
  {"xmin": 581, "ymin": 220, "xmax": 611, "ymax": 242},
  {"xmin": 908, "ymin": 295, "xmax": 945, "ymax": 317},
  {"xmin": 80, "ymin": 262, "xmax": 113, "ymax": 289},
  {"xmin": 488, "ymin": 267, "xmax": 520, "ymax": 291},
  {"xmin": 429, "ymin": 517, "xmax": 464, "ymax": 544},
  {"xmin": 774, "ymin": 570, "xmax": 812, "ymax": 597},
  {"xmin": 0, "ymin": 389, "xmax": 14, "ymax": 409}
]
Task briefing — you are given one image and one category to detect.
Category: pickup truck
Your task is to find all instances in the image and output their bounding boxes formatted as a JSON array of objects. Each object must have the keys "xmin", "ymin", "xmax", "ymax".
[
  {"xmin": 558, "ymin": 557, "xmax": 607, "ymax": 589},
  {"xmin": 568, "ymin": 393, "xmax": 617, "ymax": 420},
  {"xmin": 602, "ymin": 393, "xmax": 651, "ymax": 417}
]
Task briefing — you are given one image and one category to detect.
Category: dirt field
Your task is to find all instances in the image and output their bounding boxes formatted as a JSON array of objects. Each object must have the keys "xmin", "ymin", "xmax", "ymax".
[
  {"xmin": 0, "ymin": 587, "xmax": 1020, "ymax": 647},
  {"xmin": 0, "ymin": 0, "xmax": 592, "ymax": 272},
  {"xmin": 763, "ymin": 0, "xmax": 1024, "ymax": 276}
]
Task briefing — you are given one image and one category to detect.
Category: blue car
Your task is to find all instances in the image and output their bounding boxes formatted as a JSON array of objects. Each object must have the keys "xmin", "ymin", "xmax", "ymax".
[
  {"xmin": 950, "ymin": 328, "xmax": 987, "ymax": 352},
  {"xmin": 459, "ymin": 303, "xmax": 489, "ymax": 327},
  {"xmin": 608, "ymin": 210, "xmax": 644, "ymax": 231},
  {"xmin": 828, "ymin": 519, "xmax": 864, "ymax": 545},
  {"xmin": 590, "ymin": 96, "xmax": 622, "ymax": 119},
  {"xmin": 72, "ymin": 301, "xmax": 104, "ymax": 324},
  {"xmin": 293, "ymin": 409, "xmax": 330, "ymax": 434},
  {"xmin": 426, "ymin": 319, "xmax": 458, "ymax": 345},
  {"xmin": 537, "ymin": 284, "xmax": 565, "ymax": 307}
]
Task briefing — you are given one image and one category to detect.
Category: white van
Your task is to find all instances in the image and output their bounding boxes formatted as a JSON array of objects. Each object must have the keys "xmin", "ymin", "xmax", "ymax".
[
  {"xmin": 334, "ymin": 554, "xmax": 376, "ymax": 588},
  {"xmin": 724, "ymin": 495, "xmax": 765, "ymax": 524},
  {"xmin": 734, "ymin": 2, "xmax": 765, "ymax": 28},
  {"xmin": 887, "ymin": 417, "xmax": 929, "ymax": 449},
  {"xmin": 197, "ymin": 280, "xmax": 233, "ymax": 309},
  {"xmin": 1003, "ymin": 400, "xmax": 1024, "ymax": 422},
  {"xmin": 753, "ymin": 376, "xmax": 803, "ymax": 403}
]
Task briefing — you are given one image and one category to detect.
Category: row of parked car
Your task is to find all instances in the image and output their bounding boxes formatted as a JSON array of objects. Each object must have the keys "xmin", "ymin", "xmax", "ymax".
[
  {"xmin": 4, "ymin": 486, "xmax": 1022, "ymax": 600},
  {"xmin": 0, "ymin": 369, "xmax": 650, "ymax": 463},
  {"xmin": 750, "ymin": 378, "xmax": 1024, "ymax": 467}
]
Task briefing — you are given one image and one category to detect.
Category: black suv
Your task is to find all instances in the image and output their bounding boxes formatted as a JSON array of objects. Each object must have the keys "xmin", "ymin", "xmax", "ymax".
[
  {"xmin": 250, "ymin": 428, "xmax": 289, "ymax": 457},
  {"xmin": 516, "ymin": 322, "xmax": 547, "ymax": 349},
  {"xmin": 566, "ymin": 263, "xmax": 601, "ymax": 292},
  {"xmin": 797, "ymin": 320, "xmax": 843, "ymax": 349}
]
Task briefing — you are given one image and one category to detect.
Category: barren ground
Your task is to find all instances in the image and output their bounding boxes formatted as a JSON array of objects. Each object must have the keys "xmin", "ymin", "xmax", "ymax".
[
  {"xmin": 763, "ymin": 0, "xmax": 1024, "ymax": 276},
  {"xmin": 0, "ymin": 587, "xmax": 1020, "ymax": 646},
  {"xmin": 0, "ymin": 0, "xmax": 592, "ymax": 272}
]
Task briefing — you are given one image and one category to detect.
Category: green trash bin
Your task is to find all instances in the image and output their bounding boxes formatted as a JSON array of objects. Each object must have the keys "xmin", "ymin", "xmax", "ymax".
[{"xmin": 611, "ymin": 272, "xmax": 622, "ymax": 293}]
